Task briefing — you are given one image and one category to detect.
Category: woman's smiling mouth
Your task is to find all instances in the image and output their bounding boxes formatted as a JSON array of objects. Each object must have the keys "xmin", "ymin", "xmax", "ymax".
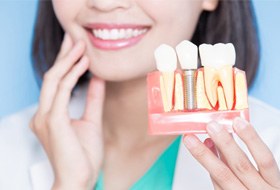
[{"xmin": 85, "ymin": 23, "xmax": 150, "ymax": 50}]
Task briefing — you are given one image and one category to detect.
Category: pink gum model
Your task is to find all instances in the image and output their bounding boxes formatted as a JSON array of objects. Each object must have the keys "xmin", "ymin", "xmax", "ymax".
[{"xmin": 146, "ymin": 68, "xmax": 250, "ymax": 135}]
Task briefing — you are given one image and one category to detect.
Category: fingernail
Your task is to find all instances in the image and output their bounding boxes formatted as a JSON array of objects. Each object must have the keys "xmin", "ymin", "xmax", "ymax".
[
  {"xmin": 184, "ymin": 135, "xmax": 199, "ymax": 148},
  {"xmin": 233, "ymin": 117, "xmax": 248, "ymax": 130},
  {"xmin": 207, "ymin": 121, "xmax": 223, "ymax": 134},
  {"xmin": 204, "ymin": 138, "xmax": 214, "ymax": 149},
  {"xmin": 204, "ymin": 138, "xmax": 218, "ymax": 155}
]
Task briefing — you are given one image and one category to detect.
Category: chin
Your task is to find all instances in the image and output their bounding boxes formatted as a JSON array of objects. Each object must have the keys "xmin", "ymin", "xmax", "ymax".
[{"xmin": 89, "ymin": 65, "xmax": 152, "ymax": 82}]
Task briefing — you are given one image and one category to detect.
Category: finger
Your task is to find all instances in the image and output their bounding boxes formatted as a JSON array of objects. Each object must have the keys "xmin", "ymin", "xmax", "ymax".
[
  {"xmin": 206, "ymin": 121, "xmax": 267, "ymax": 190},
  {"xmin": 82, "ymin": 77, "xmax": 106, "ymax": 125},
  {"xmin": 47, "ymin": 57, "xmax": 89, "ymax": 172},
  {"xmin": 51, "ymin": 56, "xmax": 89, "ymax": 116},
  {"xmin": 29, "ymin": 114, "xmax": 59, "ymax": 168},
  {"xmin": 204, "ymin": 138, "xmax": 223, "ymax": 190},
  {"xmin": 204, "ymin": 138, "xmax": 218, "ymax": 155},
  {"xmin": 233, "ymin": 117, "xmax": 280, "ymax": 188},
  {"xmin": 210, "ymin": 177, "xmax": 223, "ymax": 190},
  {"xmin": 47, "ymin": 119, "xmax": 87, "ymax": 179},
  {"xmin": 29, "ymin": 114, "xmax": 51, "ymax": 157},
  {"xmin": 38, "ymin": 41, "xmax": 86, "ymax": 114},
  {"xmin": 47, "ymin": 40, "xmax": 85, "ymax": 81},
  {"xmin": 56, "ymin": 33, "xmax": 73, "ymax": 60},
  {"xmin": 184, "ymin": 135, "xmax": 246, "ymax": 190}
]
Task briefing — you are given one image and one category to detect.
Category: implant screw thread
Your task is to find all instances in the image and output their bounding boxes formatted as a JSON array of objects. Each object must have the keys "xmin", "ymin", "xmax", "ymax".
[{"xmin": 183, "ymin": 70, "xmax": 197, "ymax": 110}]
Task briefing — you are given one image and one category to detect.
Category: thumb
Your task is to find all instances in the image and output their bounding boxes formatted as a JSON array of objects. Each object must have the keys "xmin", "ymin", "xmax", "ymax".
[{"xmin": 83, "ymin": 77, "xmax": 106, "ymax": 125}]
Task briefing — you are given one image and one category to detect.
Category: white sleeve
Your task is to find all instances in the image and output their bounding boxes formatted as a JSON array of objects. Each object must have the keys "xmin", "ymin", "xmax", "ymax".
[{"xmin": 0, "ymin": 105, "xmax": 45, "ymax": 190}]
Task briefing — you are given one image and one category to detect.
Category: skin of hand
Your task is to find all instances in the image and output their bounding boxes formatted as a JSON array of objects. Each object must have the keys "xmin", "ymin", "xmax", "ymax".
[
  {"xmin": 183, "ymin": 117, "xmax": 280, "ymax": 190},
  {"xmin": 29, "ymin": 33, "xmax": 105, "ymax": 190}
]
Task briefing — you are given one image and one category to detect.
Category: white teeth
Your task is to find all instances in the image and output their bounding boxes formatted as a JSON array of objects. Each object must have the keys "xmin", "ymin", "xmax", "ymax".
[
  {"xmin": 92, "ymin": 28, "xmax": 148, "ymax": 40},
  {"xmin": 111, "ymin": 29, "xmax": 119, "ymax": 40}
]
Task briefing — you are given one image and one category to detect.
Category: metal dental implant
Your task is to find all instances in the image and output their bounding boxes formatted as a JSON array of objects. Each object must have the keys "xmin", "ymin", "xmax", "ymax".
[{"xmin": 176, "ymin": 40, "xmax": 198, "ymax": 110}]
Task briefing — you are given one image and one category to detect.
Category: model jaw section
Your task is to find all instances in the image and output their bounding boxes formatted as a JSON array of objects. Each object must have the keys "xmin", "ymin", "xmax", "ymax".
[
  {"xmin": 151, "ymin": 41, "xmax": 248, "ymax": 113},
  {"xmin": 154, "ymin": 44, "xmax": 177, "ymax": 112},
  {"xmin": 148, "ymin": 41, "xmax": 249, "ymax": 135}
]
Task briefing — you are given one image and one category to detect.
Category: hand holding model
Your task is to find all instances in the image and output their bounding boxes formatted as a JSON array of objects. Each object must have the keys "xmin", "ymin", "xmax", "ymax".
[
  {"xmin": 29, "ymin": 34, "xmax": 105, "ymax": 190},
  {"xmin": 152, "ymin": 41, "xmax": 280, "ymax": 189},
  {"xmin": 184, "ymin": 118, "xmax": 280, "ymax": 190}
]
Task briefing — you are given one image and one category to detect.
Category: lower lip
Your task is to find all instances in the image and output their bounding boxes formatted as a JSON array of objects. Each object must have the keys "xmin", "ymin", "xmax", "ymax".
[{"xmin": 87, "ymin": 30, "xmax": 148, "ymax": 50}]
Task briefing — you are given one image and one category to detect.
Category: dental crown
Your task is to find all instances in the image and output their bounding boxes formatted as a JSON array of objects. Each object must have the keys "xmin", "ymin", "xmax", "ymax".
[
  {"xmin": 199, "ymin": 43, "xmax": 236, "ymax": 68},
  {"xmin": 154, "ymin": 44, "xmax": 177, "ymax": 72},
  {"xmin": 176, "ymin": 40, "xmax": 198, "ymax": 70}
]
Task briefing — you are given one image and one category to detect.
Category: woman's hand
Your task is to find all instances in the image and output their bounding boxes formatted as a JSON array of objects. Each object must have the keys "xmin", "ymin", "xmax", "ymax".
[
  {"xmin": 30, "ymin": 34, "xmax": 105, "ymax": 190},
  {"xmin": 183, "ymin": 117, "xmax": 280, "ymax": 190}
]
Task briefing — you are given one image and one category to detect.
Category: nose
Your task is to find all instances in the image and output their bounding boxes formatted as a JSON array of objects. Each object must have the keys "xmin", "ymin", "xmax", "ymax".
[{"xmin": 87, "ymin": 0, "xmax": 131, "ymax": 12}]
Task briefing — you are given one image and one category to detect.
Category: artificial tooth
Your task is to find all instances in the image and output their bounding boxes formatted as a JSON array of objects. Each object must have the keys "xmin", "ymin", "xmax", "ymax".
[
  {"xmin": 199, "ymin": 43, "xmax": 236, "ymax": 109},
  {"xmin": 234, "ymin": 72, "xmax": 248, "ymax": 109},
  {"xmin": 176, "ymin": 40, "xmax": 198, "ymax": 70},
  {"xmin": 176, "ymin": 40, "xmax": 198, "ymax": 110},
  {"xmin": 196, "ymin": 71, "xmax": 212, "ymax": 110},
  {"xmin": 203, "ymin": 66, "xmax": 219, "ymax": 108},
  {"xmin": 160, "ymin": 75, "xmax": 171, "ymax": 112},
  {"xmin": 218, "ymin": 65, "xmax": 234, "ymax": 109},
  {"xmin": 217, "ymin": 86, "xmax": 228, "ymax": 110},
  {"xmin": 174, "ymin": 73, "xmax": 184, "ymax": 111},
  {"xmin": 154, "ymin": 44, "xmax": 177, "ymax": 112}
]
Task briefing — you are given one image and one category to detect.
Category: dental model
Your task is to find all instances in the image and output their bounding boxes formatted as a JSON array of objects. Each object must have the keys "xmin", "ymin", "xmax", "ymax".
[
  {"xmin": 196, "ymin": 70, "xmax": 212, "ymax": 109},
  {"xmin": 199, "ymin": 43, "xmax": 235, "ymax": 110},
  {"xmin": 154, "ymin": 44, "xmax": 177, "ymax": 112},
  {"xmin": 147, "ymin": 41, "xmax": 249, "ymax": 135},
  {"xmin": 174, "ymin": 73, "xmax": 184, "ymax": 111},
  {"xmin": 176, "ymin": 40, "xmax": 198, "ymax": 110},
  {"xmin": 235, "ymin": 72, "xmax": 248, "ymax": 109}
]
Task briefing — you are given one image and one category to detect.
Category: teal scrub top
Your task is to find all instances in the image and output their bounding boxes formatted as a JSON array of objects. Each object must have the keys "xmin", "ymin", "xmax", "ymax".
[{"xmin": 95, "ymin": 136, "xmax": 181, "ymax": 190}]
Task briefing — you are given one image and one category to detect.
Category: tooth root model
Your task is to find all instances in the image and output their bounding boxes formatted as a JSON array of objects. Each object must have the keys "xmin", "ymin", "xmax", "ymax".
[
  {"xmin": 199, "ymin": 43, "xmax": 235, "ymax": 109},
  {"xmin": 174, "ymin": 73, "xmax": 184, "ymax": 111},
  {"xmin": 235, "ymin": 72, "xmax": 248, "ymax": 109},
  {"xmin": 154, "ymin": 44, "xmax": 177, "ymax": 112},
  {"xmin": 159, "ymin": 75, "xmax": 170, "ymax": 112},
  {"xmin": 196, "ymin": 70, "xmax": 212, "ymax": 110},
  {"xmin": 217, "ymin": 86, "xmax": 228, "ymax": 110},
  {"xmin": 176, "ymin": 40, "xmax": 198, "ymax": 110}
]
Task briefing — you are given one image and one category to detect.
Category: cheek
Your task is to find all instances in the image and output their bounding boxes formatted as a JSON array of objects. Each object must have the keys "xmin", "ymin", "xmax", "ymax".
[
  {"xmin": 52, "ymin": 0, "xmax": 82, "ymax": 31},
  {"xmin": 140, "ymin": 0, "xmax": 203, "ymax": 43}
]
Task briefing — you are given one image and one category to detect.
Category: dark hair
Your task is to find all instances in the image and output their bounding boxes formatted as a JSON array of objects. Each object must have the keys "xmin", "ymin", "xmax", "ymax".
[{"xmin": 32, "ymin": 0, "xmax": 259, "ymax": 87}]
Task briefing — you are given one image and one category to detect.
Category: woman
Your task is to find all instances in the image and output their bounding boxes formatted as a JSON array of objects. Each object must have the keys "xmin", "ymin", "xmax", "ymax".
[{"xmin": 1, "ymin": 0, "xmax": 280, "ymax": 189}]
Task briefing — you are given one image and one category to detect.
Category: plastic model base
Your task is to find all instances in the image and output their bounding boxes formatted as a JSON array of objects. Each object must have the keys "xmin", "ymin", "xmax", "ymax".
[{"xmin": 147, "ymin": 70, "xmax": 250, "ymax": 135}]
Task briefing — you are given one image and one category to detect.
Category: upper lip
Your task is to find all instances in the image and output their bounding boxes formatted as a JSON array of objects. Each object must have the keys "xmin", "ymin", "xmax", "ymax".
[{"xmin": 84, "ymin": 23, "xmax": 151, "ymax": 30}]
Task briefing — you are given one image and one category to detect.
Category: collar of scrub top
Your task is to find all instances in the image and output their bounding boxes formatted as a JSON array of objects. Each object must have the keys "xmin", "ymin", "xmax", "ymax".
[
  {"xmin": 29, "ymin": 82, "xmax": 213, "ymax": 190},
  {"xmin": 29, "ymin": 137, "xmax": 213, "ymax": 190}
]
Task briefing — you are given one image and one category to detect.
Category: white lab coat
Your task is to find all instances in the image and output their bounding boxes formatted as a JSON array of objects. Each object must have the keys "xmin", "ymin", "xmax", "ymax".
[{"xmin": 1, "ymin": 85, "xmax": 280, "ymax": 190}]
